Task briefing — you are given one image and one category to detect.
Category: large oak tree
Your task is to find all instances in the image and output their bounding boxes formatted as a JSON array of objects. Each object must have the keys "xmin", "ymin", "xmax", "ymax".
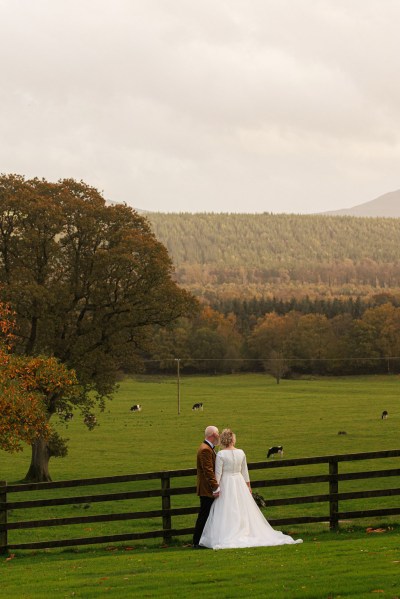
[{"xmin": 0, "ymin": 174, "xmax": 196, "ymax": 480}]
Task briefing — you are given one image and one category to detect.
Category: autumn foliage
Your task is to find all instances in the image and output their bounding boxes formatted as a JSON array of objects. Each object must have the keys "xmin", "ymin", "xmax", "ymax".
[{"xmin": 0, "ymin": 302, "xmax": 77, "ymax": 453}]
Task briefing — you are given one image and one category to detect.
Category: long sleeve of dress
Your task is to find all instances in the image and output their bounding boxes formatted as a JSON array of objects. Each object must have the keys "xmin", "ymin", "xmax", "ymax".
[
  {"xmin": 215, "ymin": 453, "xmax": 223, "ymax": 484},
  {"xmin": 241, "ymin": 452, "xmax": 250, "ymax": 483}
]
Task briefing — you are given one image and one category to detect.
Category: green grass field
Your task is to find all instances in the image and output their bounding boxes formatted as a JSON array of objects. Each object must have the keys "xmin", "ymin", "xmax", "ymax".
[
  {"xmin": 4, "ymin": 373, "xmax": 400, "ymax": 480},
  {"xmin": 2, "ymin": 531, "xmax": 400, "ymax": 598},
  {"xmin": 1, "ymin": 373, "xmax": 400, "ymax": 597}
]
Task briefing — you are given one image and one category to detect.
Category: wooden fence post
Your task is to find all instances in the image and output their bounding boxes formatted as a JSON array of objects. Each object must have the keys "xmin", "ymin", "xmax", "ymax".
[
  {"xmin": 161, "ymin": 473, "xmax": 172, "ymax": 544},
  {"xmin": 329, "ymin": 459, "xmax": 339, "ymax": 530},
  {"xmin": 0, "ymin": 481, "xmax": 7, "ymax": 554}
]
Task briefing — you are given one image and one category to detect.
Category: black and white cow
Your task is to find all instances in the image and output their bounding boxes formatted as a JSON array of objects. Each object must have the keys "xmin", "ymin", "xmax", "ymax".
[
  {"xmin": 381, "ymin": 410, "xmax": 388, "ymax": 420},
  {"xmin": 130, "ymin": 404, "xmax": 142, "ymax": 412},
  {"xmin": 192, "ymin": 402, "xmax": 203, "ymax": 411},
  {"xmin": 267, "ymin": 445, "xmax": 283, "ymax": 458}
]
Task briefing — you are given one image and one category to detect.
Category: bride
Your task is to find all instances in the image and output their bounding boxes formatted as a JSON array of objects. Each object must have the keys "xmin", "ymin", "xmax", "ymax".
[{"xmin": 199, "ymin": 429, "xmax": 303, "ymax": 550}]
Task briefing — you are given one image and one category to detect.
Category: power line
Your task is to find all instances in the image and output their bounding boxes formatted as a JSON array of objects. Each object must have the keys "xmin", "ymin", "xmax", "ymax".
[{"xmin": 139, "ymin": 356, "xmax": 400, "ymax": 363}]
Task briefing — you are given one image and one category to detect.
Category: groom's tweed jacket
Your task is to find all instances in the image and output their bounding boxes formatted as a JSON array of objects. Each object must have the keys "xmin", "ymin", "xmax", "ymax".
[{"xmin": 196, "ymin": 441, "xmax": 219, "ymax": 497}]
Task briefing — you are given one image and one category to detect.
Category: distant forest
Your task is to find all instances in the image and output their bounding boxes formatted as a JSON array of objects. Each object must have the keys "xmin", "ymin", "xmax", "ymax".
[
  {"xmin": 141, "ymin": 212, "xmax": 400, "ymax": 376},
  {"xmin": 147, "ymin": 212, "xmax": 400, "ymax": 300}
]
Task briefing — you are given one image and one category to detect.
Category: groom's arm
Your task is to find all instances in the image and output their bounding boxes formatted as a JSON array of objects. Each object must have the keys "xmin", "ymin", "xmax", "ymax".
[{"xmin": 199, "ymin": 448, "xmax": 219, "ymax": 494}]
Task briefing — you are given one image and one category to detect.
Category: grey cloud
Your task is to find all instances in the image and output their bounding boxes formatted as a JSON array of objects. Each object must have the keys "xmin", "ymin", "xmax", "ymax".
[{"xmin": 1, "ymin": 0, "xmax": 400, "ymax": 213}]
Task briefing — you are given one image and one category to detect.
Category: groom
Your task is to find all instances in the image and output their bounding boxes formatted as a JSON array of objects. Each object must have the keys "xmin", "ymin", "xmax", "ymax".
[{"xmin": 192, "ymin": 425, "xmax": 220, "ymax": 548}]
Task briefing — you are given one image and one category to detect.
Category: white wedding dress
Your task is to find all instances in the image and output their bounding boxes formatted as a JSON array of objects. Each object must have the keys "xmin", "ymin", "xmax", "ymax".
[{"xmin": 199, "ymin": 449, "xmax": 303, "ymax": 550}]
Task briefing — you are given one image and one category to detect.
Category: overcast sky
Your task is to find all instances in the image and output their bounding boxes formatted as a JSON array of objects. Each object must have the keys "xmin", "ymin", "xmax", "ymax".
[{"xmin": 1, "ymin": 1, "xmax": 400, "ymax": 213}]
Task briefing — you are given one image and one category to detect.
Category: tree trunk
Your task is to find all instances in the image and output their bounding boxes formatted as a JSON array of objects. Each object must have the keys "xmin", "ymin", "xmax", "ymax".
[{"xmin": 24, "ymin": 438, "xmax": 52, "ymax": 482}]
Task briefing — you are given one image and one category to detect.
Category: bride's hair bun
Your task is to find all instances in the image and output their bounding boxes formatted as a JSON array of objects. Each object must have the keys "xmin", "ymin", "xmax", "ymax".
[{"xmin": 220, "ymin": 428, "xmax": 236, "ymax": 448}]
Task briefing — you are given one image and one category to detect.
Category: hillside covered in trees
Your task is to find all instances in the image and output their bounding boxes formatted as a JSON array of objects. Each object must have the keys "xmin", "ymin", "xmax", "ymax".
[{"xmin": 147, "ymin": 212, "xmax": 400, "ymax": 300}]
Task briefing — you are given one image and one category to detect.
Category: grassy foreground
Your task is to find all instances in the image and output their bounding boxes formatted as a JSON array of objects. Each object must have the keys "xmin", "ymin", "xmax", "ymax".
[
  {"xmin": 1, "ymin": 374, "xmax": 400, "ymax": 597},
  {"xmin": 2, "ymin": 529, "xmax": 400, "ymax": 598}
]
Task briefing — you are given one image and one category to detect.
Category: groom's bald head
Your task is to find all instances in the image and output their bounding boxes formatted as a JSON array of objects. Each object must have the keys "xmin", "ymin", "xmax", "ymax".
[
  {"xmin": 205, "ymin": 425, "xmax": 219, "ymax": 443},
  {"xmin": 205, "ymin": 425, "xmax": 218, "ymax": 437}
]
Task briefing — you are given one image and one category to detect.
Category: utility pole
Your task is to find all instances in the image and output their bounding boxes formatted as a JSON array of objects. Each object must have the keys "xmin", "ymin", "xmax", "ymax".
[{"xmin": 175, "ymin": 358, "xmax": 181, "ymax": 415}]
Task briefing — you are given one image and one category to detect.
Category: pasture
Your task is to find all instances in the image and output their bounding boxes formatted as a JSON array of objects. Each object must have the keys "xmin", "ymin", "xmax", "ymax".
[
  {"xmin": 3, "ymin": 373, "xmax": 400, "ymax": 481},
  {"xmin": 1, "ymin": 373, "xmax": 400, "ymax": 597}
]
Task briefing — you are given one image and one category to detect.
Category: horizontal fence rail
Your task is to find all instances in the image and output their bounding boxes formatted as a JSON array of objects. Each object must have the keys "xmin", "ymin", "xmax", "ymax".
[{"xmin": 1, "ymin": 449, "xmax": 400, "ymax": 552}]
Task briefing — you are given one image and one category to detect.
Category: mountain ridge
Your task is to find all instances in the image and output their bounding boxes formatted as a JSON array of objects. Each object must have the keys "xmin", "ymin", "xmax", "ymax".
[
  {"xmin": 321, "ymin": 190, "xmax": 400, "ymax": 217},
  {"xmin": 128, "ymin": 189, "xmax": 400, "ymax": 218}
]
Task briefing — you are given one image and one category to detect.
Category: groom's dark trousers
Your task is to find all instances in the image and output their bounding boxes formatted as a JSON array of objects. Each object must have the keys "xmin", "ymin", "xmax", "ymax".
[
  {"xmin": 193, "ymin": 496, "xmax": 214, "ymax": 545},
  {"xmin": 193, "ymin": 440, "xmax": 219, "ymax": 546}
]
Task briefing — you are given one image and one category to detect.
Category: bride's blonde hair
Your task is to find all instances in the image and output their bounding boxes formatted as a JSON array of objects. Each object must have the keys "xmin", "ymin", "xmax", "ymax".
[{"xmin": 219, "ymin": 428, "xmax": 236, "ymax": 448}]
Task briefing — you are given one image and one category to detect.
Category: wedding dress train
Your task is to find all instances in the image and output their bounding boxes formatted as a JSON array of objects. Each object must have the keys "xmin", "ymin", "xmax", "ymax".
[{"xmin": 199, "ymin": 448, "xmax": 303, "ymax": 550}]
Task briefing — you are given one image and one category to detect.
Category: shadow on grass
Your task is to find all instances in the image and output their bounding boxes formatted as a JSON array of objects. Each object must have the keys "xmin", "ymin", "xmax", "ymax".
[{"xmin": 6, "ymin": 522, "xmax": 399, "ymax": 561}]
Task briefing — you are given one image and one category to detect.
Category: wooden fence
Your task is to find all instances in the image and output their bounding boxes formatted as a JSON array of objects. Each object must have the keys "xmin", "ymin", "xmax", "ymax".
[{"xmin": 1, "ymin": 449, "xmax": 400, "ymax": 553}]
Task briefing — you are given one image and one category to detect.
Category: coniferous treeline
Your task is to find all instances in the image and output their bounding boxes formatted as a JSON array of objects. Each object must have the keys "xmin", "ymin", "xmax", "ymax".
[
  {"xmin": 210, "ymin": 295, "xmax": 370, "ymax": 334},
  {"xmin": 147, "ymin": 212, "xmax": 400, "ymax": 298}
]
